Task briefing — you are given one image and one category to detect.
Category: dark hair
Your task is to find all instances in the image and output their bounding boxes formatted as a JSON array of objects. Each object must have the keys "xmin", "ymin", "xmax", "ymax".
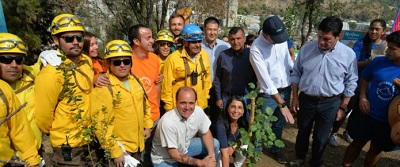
[
  {"xmin": 83, "ymin": 32, "xmax": 93, "ymax": 55},
  {"xmin": 386, "ymin": 30, "xmax": 400, "ymax": 48},
  {"xmin": 245, "ymin": 34, "xmax": 257, "ymax": 46},
  {"xmin": 218, "ymin": 96, "xmax": 249, "ymax": 139},
  {"xmin": 83, "ymin": 32, "xmax": 106, "ymax": 65},
  {"xmin": 318, "ymin": 16, "xmax": 343, "ymax": 37},
  {"xmin": 362, "ymin": 19, "xmax": 387, "ymax": 59},
  {"xmin": 128, "ymin": 24, "xmax": 149, "ymax": 45},
  {"xmin": 175, "ymin": 86, "xmax": 197, "ymax": 101},
  {"xmin": 169, "ymin": 13, "xmax": 184, "ymax": 25},
  {"xmin": 204, "ymin": 17, "xmax": 219, "ymax": 27},
  {"xmin": 228, "ymin": 27, "xmax": 245, "ymax": 37}
]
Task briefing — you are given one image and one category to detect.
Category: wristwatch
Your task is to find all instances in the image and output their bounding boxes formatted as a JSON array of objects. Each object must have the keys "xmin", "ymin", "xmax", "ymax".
[{"xmin": 278, "ymin": 102, "xmax": 287, "ymax": 108}]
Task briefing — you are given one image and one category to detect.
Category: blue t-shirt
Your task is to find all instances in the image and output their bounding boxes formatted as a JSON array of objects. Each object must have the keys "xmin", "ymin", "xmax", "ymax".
[
  {"xmin": 212, "ymin": 118, "xmax": 240, "ymax": 148},
  {"xmin": 287, "ymin": 39, "xmax": 294, "ymax": 49},
  {"xmin": 353, "ymin": 40, "xmax": 383, "ymax": 78},
  {"xmin": 362, "ymin": 56, "xmax": 400, "ymax": 123}
]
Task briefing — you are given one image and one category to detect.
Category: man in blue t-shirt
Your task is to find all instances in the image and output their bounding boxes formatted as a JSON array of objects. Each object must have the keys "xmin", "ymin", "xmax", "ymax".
[{"xmin": 342, "ymin": 30, "xmax": 400, "ymax": 167}]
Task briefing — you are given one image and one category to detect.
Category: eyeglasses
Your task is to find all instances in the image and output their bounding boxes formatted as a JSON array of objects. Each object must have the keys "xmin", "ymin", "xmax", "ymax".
[
  {"xmin": 0, "ymin": 40, "xmax": 28, "ymax": 53},
  {"xmin": 111, "ymin": 59, "xmax": 131, "ymax": 66},
  {"xmin": 105, "ymin": 43, "xmax": 132, "ymax": 55},
  {"xmin": 0, "ymin": 55, "xmax": 25, "ymax": 65},
  {"xmin": 60, "ymin": 35, "xmax": 83, "ymax": 43},
  {"xmin": 158, "ymin": 42, "xmax": 172, "ymax": 47}
]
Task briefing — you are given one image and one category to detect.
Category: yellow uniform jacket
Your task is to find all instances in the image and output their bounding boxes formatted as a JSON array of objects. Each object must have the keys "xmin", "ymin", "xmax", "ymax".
[
  {"xmin": 34, "ymin": 54, "xmax": 94, "ymax": 148},
  {"xmin": 161, "ymin": 48, "xmax": 211, "ymax": 111},
  {"xmin": 0, "ymin": 80, "xmax": 40, "ymax": 167},
  {"xmin": 90, "ymin": 73, "xmax": 152, "ymax": 158},
  {"xmin": 16, "ymin": 59, "xmax": 42, "ymax": 149}
]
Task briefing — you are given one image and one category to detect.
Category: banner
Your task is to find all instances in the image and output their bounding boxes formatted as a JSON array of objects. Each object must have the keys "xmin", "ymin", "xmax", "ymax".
[
  {"xmin": 392, "ymin": 8, "xmax": 400, "ymax": 33},
  {"xmin": 340, "ymin": 30, "xmax": 366, "ymax": 48},
  {"xmin": 0, "ymin": 0, "xmax": 7, "ymax": 32}
]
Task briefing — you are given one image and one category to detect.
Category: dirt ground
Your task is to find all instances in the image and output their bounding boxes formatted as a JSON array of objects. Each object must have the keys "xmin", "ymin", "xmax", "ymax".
[
  {"xmin": 256, "ymin": 121, "xmax": 400, "ymax": 167},
  {"xmin": 42, "ymin": 118, "xmax": 400, "ymax": 167}
]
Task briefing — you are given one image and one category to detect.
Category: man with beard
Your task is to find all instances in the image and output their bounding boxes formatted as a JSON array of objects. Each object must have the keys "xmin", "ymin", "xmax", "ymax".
[
  {"xmin": 34, "ymin": 14, "xmax": 95, "ymax": 166},
  {"xmin": 169, "ymin": 14, "xmax": 185, "ymax": 51}
]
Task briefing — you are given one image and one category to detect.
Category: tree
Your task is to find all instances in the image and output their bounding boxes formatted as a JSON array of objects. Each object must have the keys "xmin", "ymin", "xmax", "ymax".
[{"xmin": 284, "ymin": 0, "xmax": 344, "ymax": 46}]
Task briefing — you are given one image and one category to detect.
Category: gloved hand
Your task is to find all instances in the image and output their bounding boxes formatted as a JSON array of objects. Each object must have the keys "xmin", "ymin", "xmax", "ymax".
[
  {"xmin": 117, "ymin": 141, "xmax": 141, "ymax": 167},
  {"xmin": 39, "ymin": 50, "xmax": 62, "ymax": 66},
  {"xmin": 240, "ymin": 145, "xmax": 248, "ymax": 150}
]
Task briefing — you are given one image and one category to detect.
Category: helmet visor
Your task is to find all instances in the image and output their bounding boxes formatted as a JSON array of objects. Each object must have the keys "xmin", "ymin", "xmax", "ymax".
[
  {"xmin": 0, "ymin": 39, "xmax": 27, "ymax": 53},
  {"xmin": 182, "ymin": 32, "xmax": 204, "ymax": 40},
  {"xmin": 53, "ymin": 16, "xmax": 83, "ymax": 30},
  {"xmin": 105, "ymin": 43, "xmax": 132, "ymax": 55}
]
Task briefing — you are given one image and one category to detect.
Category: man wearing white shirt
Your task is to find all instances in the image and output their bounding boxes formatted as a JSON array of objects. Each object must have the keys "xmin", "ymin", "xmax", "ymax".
[{"xmin": 249, "ymin": 15, "xmax": 295, "ymax": 164}]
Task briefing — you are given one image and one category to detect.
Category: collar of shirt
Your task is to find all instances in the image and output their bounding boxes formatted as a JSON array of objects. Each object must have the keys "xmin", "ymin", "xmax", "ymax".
[
  {"xmin": 202, "ymin": 38, "xmax": 217, "ymax": 49},
  {"xmin": 182, "ymin": 48, "xmax": 198, "ymax": 62},
  {"xmin": 317, "ymin": 42, "xmax": 337, "ymax": 54},
  {"xmin": 232, "ymin": 47, "xmax": 245, "ymax": 56}
]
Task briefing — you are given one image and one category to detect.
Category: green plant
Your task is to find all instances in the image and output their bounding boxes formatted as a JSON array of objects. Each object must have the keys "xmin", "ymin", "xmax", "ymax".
[
  {"xmin": 57, "ymin": 56, "xmax": 118, "ymax": 166},
  {"xmin": 229, "ymin": 83, "xmax": 284, "ymax": 167}
]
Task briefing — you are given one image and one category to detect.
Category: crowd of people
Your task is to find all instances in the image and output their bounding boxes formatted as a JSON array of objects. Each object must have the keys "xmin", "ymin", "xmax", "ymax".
[{"xmin": 0, "ymin": 11, "xmax": 400, "ymax": 167}]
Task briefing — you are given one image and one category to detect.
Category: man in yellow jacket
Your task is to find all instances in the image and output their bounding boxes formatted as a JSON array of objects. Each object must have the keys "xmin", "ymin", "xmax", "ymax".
[
  {"xmin": 162, "ymin": 24, "xmax": 211, "ymax": 111},
  {"xmin": 90, "ymin": 40, "xmax": 152, "ymax": 167},
  {"xmin": 34, "ymin": 14, "xmax": 94, "ymax": 166},
  {"xmin": 0, "ymin": 79, "xmax": 40, "ymax": 167},
  {"xmin": 0, "ymin": 33, "xmax": 42, "ymax": 151}
]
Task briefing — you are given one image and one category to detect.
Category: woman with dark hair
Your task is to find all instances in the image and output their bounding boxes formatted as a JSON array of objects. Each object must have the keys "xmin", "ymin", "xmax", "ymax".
[
  {"xmin": 354, "ymin": 19, "xmax": 387, "ymax": 66},
  {"xmin": 211, "ymin": 96, "xmax": 249, "ymax": 167},
  {"xmin": 83, "ymin": 32, "xmax": 109, "ymax": 86},
  {"xmin": 83, "ymin": 32, "xmax": 108, "ymax": 76},
  {"xmin": 328, "ymin": 19, "xmax": 387, "ymax": 147}
]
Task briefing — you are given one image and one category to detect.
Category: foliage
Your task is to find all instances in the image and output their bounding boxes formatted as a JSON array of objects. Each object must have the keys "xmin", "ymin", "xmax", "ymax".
[
  {"xmin": 282, "ymin": 0, "xmax": 345, "ymax": 46},
  {"xmin": 229, "ymin": 83, "xmax": 284, "ymax": 167},
  {"xmin": 238, "ymin": 6, "xmax": 250, "ymax": 15},
  {"xmin": 56, "ymin": 55, "xmax": 118, "ymax": 165}
]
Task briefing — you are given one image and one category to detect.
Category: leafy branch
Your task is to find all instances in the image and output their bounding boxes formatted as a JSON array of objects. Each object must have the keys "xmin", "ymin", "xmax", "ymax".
[
  {"xmin": 56, "ymin": 56, "xmax": 119, "ymax": 165},
  {"xmin": 230, "ymin": 83, "xmax": 284, "ymax": 167}
]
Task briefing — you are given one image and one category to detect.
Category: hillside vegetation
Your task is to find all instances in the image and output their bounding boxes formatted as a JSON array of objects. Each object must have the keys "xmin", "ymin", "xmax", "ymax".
[{"xmin": 239, "ymin": 0, "xmax": 400, "ymax": 22}]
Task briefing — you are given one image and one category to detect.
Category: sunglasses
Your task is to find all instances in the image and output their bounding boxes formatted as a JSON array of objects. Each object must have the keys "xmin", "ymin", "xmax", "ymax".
[
  {"xmin": 158, "ymin": 42, "xmax": 172, "ymax": 47},
  {"xmin": 60, "ymin": 35, "xmax": 83, "ymax": 43},
  {"xmin": 111, "ymin": 59, "xmax": 131, "ymax": 66},
  {"xmin": 0, "ymin": 55, "xmax": 25, "ymax": 65}
]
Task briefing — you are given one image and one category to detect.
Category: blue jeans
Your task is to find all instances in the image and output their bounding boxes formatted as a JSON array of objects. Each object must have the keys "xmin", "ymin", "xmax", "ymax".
[
  {"xmin": 259, "ymin": 87, "xmax": 291, "ymax": 153},
  {"xmin": 153, "ymin": 138, "xmax": 220, "ymax": 167}
]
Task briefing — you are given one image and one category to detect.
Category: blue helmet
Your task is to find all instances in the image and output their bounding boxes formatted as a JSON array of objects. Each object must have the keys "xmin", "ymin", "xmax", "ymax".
[{"xmin": 181, "ymin": 24, "xmax": 204, "ymax": 42}]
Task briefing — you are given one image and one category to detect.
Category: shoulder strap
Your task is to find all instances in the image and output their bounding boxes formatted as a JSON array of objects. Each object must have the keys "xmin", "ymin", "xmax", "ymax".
[
  {"xmin": 0, "ymin": 88, "xmax": 9, "ymax": 115},
  {"xmin": 132, "ymin": 74, "xmax": 148, "ymax": 115},
  {"xmin": 171, "ymin": 57, "xmax": 192, "ymax": 85},
  {"xmin": 58, "ymin": 60, "xmax": 93, "ymax": 101},
  {"xmin": 15, "ymin": 70, "xmax": 35, "ymax": 95},
  {"xmin": 107, "ymin": 85, "xmax": 114, "ymax": 98},
  {"xmin": 199, "ymin": 55, "xmax": 206, "ymax": 89}
]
